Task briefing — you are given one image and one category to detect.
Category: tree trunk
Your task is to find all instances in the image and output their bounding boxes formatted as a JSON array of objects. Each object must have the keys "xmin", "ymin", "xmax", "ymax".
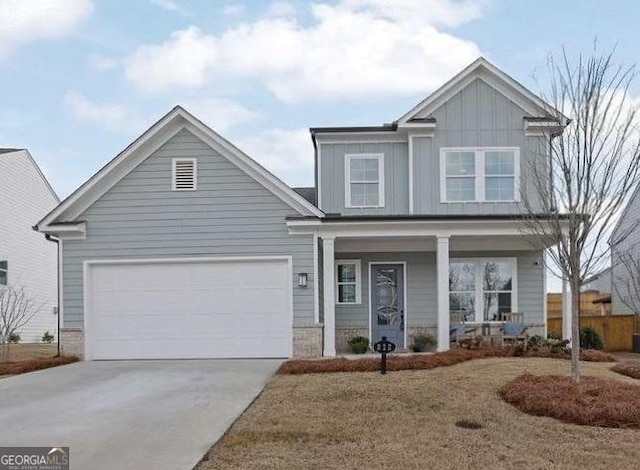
[{"xmin": 570, "ymin": 279, "xmax": 581, "ymax": 383}]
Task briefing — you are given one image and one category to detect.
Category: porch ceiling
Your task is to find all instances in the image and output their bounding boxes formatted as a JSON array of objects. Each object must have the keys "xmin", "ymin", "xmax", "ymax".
[{"xmin": 335, "ymin": 235, "xmax": 540, "ymax": 253}]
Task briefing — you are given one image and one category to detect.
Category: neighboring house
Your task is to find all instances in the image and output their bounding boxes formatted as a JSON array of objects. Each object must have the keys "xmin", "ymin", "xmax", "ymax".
[
  {"xmin": 581, "ymin": 267, "xmax": 611, "ymax": 294},
  {"xmin": 0, "ymin": 149, "xmax": 59, "ymax": 342},
  {"xmin": 36, "ymin": 58, "xmax": 565, "ymax": 360},
  {"xmin": 611, "ymin": 183, "xmax": 640, "ymax": 314}
]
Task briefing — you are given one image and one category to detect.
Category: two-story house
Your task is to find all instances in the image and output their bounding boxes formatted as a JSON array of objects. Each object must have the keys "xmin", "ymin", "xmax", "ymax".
[
  {"xmin": 1, "ymin": 149, "xmax": 59, "ymax": 342},
  {"xmin": 36, "ymin": 58, "xmax": 563, "ymax": 360}
]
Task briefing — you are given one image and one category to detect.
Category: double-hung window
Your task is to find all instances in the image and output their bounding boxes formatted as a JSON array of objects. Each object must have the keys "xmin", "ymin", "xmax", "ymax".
[
  {"xmin": 0, "ymin": 260, "xmax": 7, "ymax": 285},
  {"xmin": 345, "ymin": 154, "xmax": 384, "ymax": 208},
  {"xmin": 449, "ymin": 258, "xmax": 517, "ymax": 322},
  {"xmin": 335, "ymin": 260, "xmax": 361, "ymax": 304},
  {"xmin": 441, "ymin": 148, "xmax": 519, "ymax": 202}
]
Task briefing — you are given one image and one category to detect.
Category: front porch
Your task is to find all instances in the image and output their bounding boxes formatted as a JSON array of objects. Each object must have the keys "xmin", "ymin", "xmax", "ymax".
[{"xmin": 288, "ymin": 216, "xmax": 563, "ymax": 357}]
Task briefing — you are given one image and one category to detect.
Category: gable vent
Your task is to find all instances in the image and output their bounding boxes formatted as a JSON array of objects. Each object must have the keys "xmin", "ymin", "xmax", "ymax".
[{"xmin": 172, "ymin": 158, "xmax": 197, "ymax": 191}]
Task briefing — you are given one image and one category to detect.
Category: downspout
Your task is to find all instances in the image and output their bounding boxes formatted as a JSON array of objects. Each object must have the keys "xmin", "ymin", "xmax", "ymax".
[
  {"xmin": 44, "ymin": 233, "xmax": 61, "ymax": 357},
  {"xmin": 311, "ymin": 130, "xmax": 318, "ymax": 208}
]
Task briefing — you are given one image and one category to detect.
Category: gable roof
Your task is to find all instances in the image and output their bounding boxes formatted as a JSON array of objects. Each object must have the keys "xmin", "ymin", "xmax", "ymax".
[
  {"xmin": 397, "ymin": 57, "xmax": 568, "ymax": 126},
  {"xmin": 1, "ymin": 149, "xmax": 59, "ymax": 203},
  {"xmin": 36, "ymin": 106, "xmax": 323, "ymax": 234}
]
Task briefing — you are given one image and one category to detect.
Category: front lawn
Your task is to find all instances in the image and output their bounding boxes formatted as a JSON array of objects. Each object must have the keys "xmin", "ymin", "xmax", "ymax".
[{"xmin": 197, "ymin": 358, "xmax": 640, "ymax": 470}]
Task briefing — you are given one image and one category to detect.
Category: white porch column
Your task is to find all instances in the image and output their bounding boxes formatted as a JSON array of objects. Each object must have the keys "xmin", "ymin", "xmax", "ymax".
[
  {"xmin": 436, "ymin": 236, "xmax": 450, "ymax": 352},
  {"xmin": 562, "ymin": 277, "xmax": 572, "ymax": 345},
  {"xmin": 322, "ymin": 236, "xmax": 336, "ymax": 357}
]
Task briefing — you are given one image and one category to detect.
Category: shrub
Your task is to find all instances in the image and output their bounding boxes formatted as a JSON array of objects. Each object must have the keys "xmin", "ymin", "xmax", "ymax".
[
  {"xmin": 580, "ymin": 326, "xmax": 604, "ymax": 350},
  {"xmin": 410, "ymin": 334, "xmax": 436, "ymax": 352},
  {"xmin": 611, "ymin": 362, "xmax": 640, "ymax": 379},
  {"xmin": 347, "ymin": 336, "xmax": 369, "ymax": 354},
  {"xmin": 8, "ymin": 332, "xmax": 20, "ymax": 344},
  {"xmin": 499, "ymin": 374, "xmax": 640, "ymax": 428},
  {"xmin": 41, "ymin": 331, "xmax": 55, "ymax": 343},
  {"xmin": 547, "ymin": 331, "xmax": 562, "ymax": 341},
  {"xmin": 527, "ymin": 334, "xmax": 568, "ymax": 352}
]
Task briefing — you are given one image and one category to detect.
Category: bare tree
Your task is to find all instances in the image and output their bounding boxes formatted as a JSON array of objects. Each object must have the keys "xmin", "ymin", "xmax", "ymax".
[
  {"xmin": 521, "ymin": 47, "xmax": 640, "ymax": 383},
  {"xmin": 0, "ymin": 285, "xmax": 41, "ymax": 361}
]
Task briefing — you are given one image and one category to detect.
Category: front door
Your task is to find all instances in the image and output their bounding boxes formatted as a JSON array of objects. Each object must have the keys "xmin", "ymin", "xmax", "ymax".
[{"xmin": 371, "ymin": 264, "xmax": 405, "ymax": 348}]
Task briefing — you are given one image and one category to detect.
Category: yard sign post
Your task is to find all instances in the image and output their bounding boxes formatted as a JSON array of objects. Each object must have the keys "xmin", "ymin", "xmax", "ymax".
[{"xmin": 373, "ymin": 336, "xmax": 396, "ymax": 374}]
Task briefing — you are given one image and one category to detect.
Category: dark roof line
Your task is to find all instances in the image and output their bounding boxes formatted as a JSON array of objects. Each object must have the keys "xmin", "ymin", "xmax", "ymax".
[
  {"xmin": 287, "ymin": 213, "xmax": 568, "ymax": 222},
  {"xmin": 0, "ymin": 148, "xmax": 23, "ymax": 154},
  {"xmin": 310, "ymin": 122, "xmax": 398, "ymax": 134}
]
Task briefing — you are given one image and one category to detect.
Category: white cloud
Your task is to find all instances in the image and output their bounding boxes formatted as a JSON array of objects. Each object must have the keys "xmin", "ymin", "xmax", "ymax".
[
  {"xmin": 264, "ymin": 1, "xmax": 296, "ymax": 18},
  {"xmin": 181, "ymin": 97, "xmax": 261, "ymax": 133},
  {"xmin": 234, "ymin": 128, "xmax": 313, "ymax": 185},
  {"xmin": 64, "ymin": 91, "xmax": 149, "ymax": 135},
  {"xmin": 0, "ymin": 0, "xmax": 93, "ymax": 58},
  {"xmin": 123, "ymin": 0, "xmax": 484, "ymax": 102},
  {"xmin": 221, "ymin": 3, "xmax": 246, "ymax": 16},
  {"xmin": 65, "ymin": 92, "xmax": 259, "ymax": 136},
  {"xmin": 149, "ymin": 0, "xmax": 190, "ymax": 17},
  {"xmin": 90, "ymin": 55, "xmax": 118, "ymax": 72}
]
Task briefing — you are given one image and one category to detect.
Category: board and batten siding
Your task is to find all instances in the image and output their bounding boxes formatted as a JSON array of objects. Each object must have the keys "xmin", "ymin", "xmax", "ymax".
[
  {"xmin": 334, "ymin": 250, "xmax": 544, "ymax": 329},
  {"xmin": 318, "ymin": 140, "xmax": 409, "ymax": 215},
  {"xmin": 0, "ymin": 151, "xmax": 59, "ymax": 342},
  {"xmin": 61, "ymin": 129, "xmax": 315, "ymax": 328},
  {"xmin": 413, "ymin": 78, "xmax": 548, "ymax": 215}
]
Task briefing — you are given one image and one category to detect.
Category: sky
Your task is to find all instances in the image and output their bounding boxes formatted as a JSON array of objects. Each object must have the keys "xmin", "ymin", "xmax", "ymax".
[{"xmin": 2, "ymin": 0, "xmax": 640, "ymax": 291}]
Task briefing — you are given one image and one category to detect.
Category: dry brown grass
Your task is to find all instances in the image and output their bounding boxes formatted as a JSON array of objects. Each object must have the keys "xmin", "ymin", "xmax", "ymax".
[
  {"xmin": 277, "ymin": 347, "xmax": 616, "ymax": 375},
  {"xmin": 499, "ymin": 374, "xmax": 640, "ymax": 428},
  {"xmin": 611, "ymin": 362, "xmax": 640, "ymax": 379},
  {"xmin": 197, "ymin": 359, "xmax": 640, "ymax": 470},
  {"xmin": 0, "ymin": 355, "xmax": 78, "ymax": 376}
]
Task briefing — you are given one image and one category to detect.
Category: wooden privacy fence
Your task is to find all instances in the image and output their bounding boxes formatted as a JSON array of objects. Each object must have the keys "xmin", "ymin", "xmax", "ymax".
[
  {"xmin": 547, "ymin": 292, "xmax": 610, "ymax": 317},
  {"xmin": 547, "ymin": 314, "xmax": 638, "ymax": 351}
]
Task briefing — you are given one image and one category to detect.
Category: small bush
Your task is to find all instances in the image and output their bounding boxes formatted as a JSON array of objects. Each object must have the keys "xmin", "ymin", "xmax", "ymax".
[
  {"xmin": 527, "ymin": 335, "xmax": 568, "ymax": 352},
  {"xmin": 611, "ymin": 362, "xmax": 640, "ymax": 379},
  {"xmin": 347, "ymin": 336, "xmax": 370, "ymax": 354},
  {"xmin": 580, "ymin": 326, "xmax": 604, "ymax": 350},
  {"xmin": 8, "ymin": 332, "xmax": 20, "ymax": 344},
  {"xmin": 410, "ymin": 334, "xmax": 436, "ymax": 352},
  {"xmin": 547, "ymin": 331, "xmax": 562, "ymax": 341},
  {"xmin": 499, "ymin": 374, "xmax": 640, "ymax": 428},
  {"xmin": 41, "ymin": 331, "xmax": 55, "ymax": 343}
]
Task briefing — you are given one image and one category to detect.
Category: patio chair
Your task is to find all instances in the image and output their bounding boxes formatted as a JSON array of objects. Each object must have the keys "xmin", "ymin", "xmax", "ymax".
[
  {"xmin": 450, "ymin": 313, "xmax": 479, "ymax": 348},
  {"xmin": 500, "ymin": 312, "xmax": 528, "ymax": 347}
]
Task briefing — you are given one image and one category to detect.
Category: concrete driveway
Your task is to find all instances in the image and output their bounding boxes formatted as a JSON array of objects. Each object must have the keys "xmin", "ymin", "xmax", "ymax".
[{"xmin": 0, "ymin": 359, "xmax": 282, "ymax": 470}]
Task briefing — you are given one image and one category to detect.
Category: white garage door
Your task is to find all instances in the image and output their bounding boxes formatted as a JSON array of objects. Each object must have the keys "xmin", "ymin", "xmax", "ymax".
[{"xmin": 85, "ymin": 257, "xmax": 292, "ymax": 360}]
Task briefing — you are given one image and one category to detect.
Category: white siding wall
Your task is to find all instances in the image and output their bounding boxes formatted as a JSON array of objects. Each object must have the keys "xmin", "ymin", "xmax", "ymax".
[{"xmin": 0, "ymin": 151, "xmax": 59, "ymax": 342}]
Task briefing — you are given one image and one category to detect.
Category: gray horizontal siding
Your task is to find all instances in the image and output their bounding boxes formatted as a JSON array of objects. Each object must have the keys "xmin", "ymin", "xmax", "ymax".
[
  {"xmin": 62, "ymin": 128, "xmax": 315, "ymax": 328},
  {"xmin": 334, "ymin": 250, "xmax": 544, "ymax": 329},
  {"xmin": 319, "ymin": 141, "xmax": 409, "ymax": 215}
]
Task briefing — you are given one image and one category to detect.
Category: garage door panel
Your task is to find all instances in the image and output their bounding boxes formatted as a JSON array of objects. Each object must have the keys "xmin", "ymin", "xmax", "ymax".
[{"xmin": 87, "ymin": 259, "xmax": 291, "ymax": 359}]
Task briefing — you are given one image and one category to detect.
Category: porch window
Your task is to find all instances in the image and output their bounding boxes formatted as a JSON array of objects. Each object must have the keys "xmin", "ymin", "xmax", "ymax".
[
  {"xmin": 441, "ymin": 148, "xmax": 519, "ymax": 202},
  {"xmin": 449, "ymin": 258, "xmax": 517, "ymax": 322},
  {"xmin": 0, "ymin": 260, "xmax": 6, "ymax": 285},
  {"xmin": 345, "ymin": 154, "xmax": 384, "ymax": 208},
  {"xmin": 335, "ymin": 260, "xmax": 361, "ymax": 304}
]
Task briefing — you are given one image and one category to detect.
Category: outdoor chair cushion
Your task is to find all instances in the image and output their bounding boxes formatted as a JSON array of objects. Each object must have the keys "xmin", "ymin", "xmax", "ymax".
[{"xmin": 503, "ymin": 323, "xmax": 525, "ymax": 336}]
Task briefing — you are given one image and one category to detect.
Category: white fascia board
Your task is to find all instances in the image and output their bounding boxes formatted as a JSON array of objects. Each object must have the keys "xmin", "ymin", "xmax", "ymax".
[{"xmin": 40, "ymin": 222, "xmax": 87, "ymax": 240}]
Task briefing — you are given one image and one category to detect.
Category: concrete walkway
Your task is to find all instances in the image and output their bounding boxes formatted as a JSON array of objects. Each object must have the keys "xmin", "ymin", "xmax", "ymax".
[{"xmin": 0, "ymin": 359, "xmax": 281, "ymax": 470}]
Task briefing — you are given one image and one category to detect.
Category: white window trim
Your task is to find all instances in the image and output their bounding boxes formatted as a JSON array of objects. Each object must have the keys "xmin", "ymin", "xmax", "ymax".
[
  {"xmin": 345, "ymin": 154, "xmax": 385, "ymax": 208},
  {"xmin": 440, "ymin": 147, "xmax": 520, "ymax": 203},
  {"xmin": 449, "ymin": 257, "xmax": 518, "ymax": 323},
  {"xmin": 171, "ymin": 157, "xmax": 198, "ymax": 191},
  {"xmin": 335, "ymin": 259, "xmax": 362, "ymax": 305}
]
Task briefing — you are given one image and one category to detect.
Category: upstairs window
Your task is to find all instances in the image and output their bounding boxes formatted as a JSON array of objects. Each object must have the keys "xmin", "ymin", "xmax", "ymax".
[
  {"xmin": 345, "ymin": 154, "xmax": 384, "ymax": 208},
  {"xmin": 172, "ymin": 158, "xmax": 197, "ymax": 191},
  {"xmin": 0, "ymin": 260, "xmax": 7, "ymax": 285},
  {"xmin": 441, "ymin": 148, "xmax": 519, "ymax": 202}
]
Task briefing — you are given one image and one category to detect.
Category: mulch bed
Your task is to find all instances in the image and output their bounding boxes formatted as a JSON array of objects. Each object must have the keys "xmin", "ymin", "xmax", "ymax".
[
  {"xmin": 0, "ymin": 356, "xmax": 78, "ymax": 376},
  {"xmin": 277, "ymin": 347, "xmax": 616, "ymax": 375},
  {"xmin": 611, "ymin": 362, "xmax": 640, "ymax": 379},
  {"xmin": 499, "ymin": 374, "xmax": 640, "ymax": 428}
]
